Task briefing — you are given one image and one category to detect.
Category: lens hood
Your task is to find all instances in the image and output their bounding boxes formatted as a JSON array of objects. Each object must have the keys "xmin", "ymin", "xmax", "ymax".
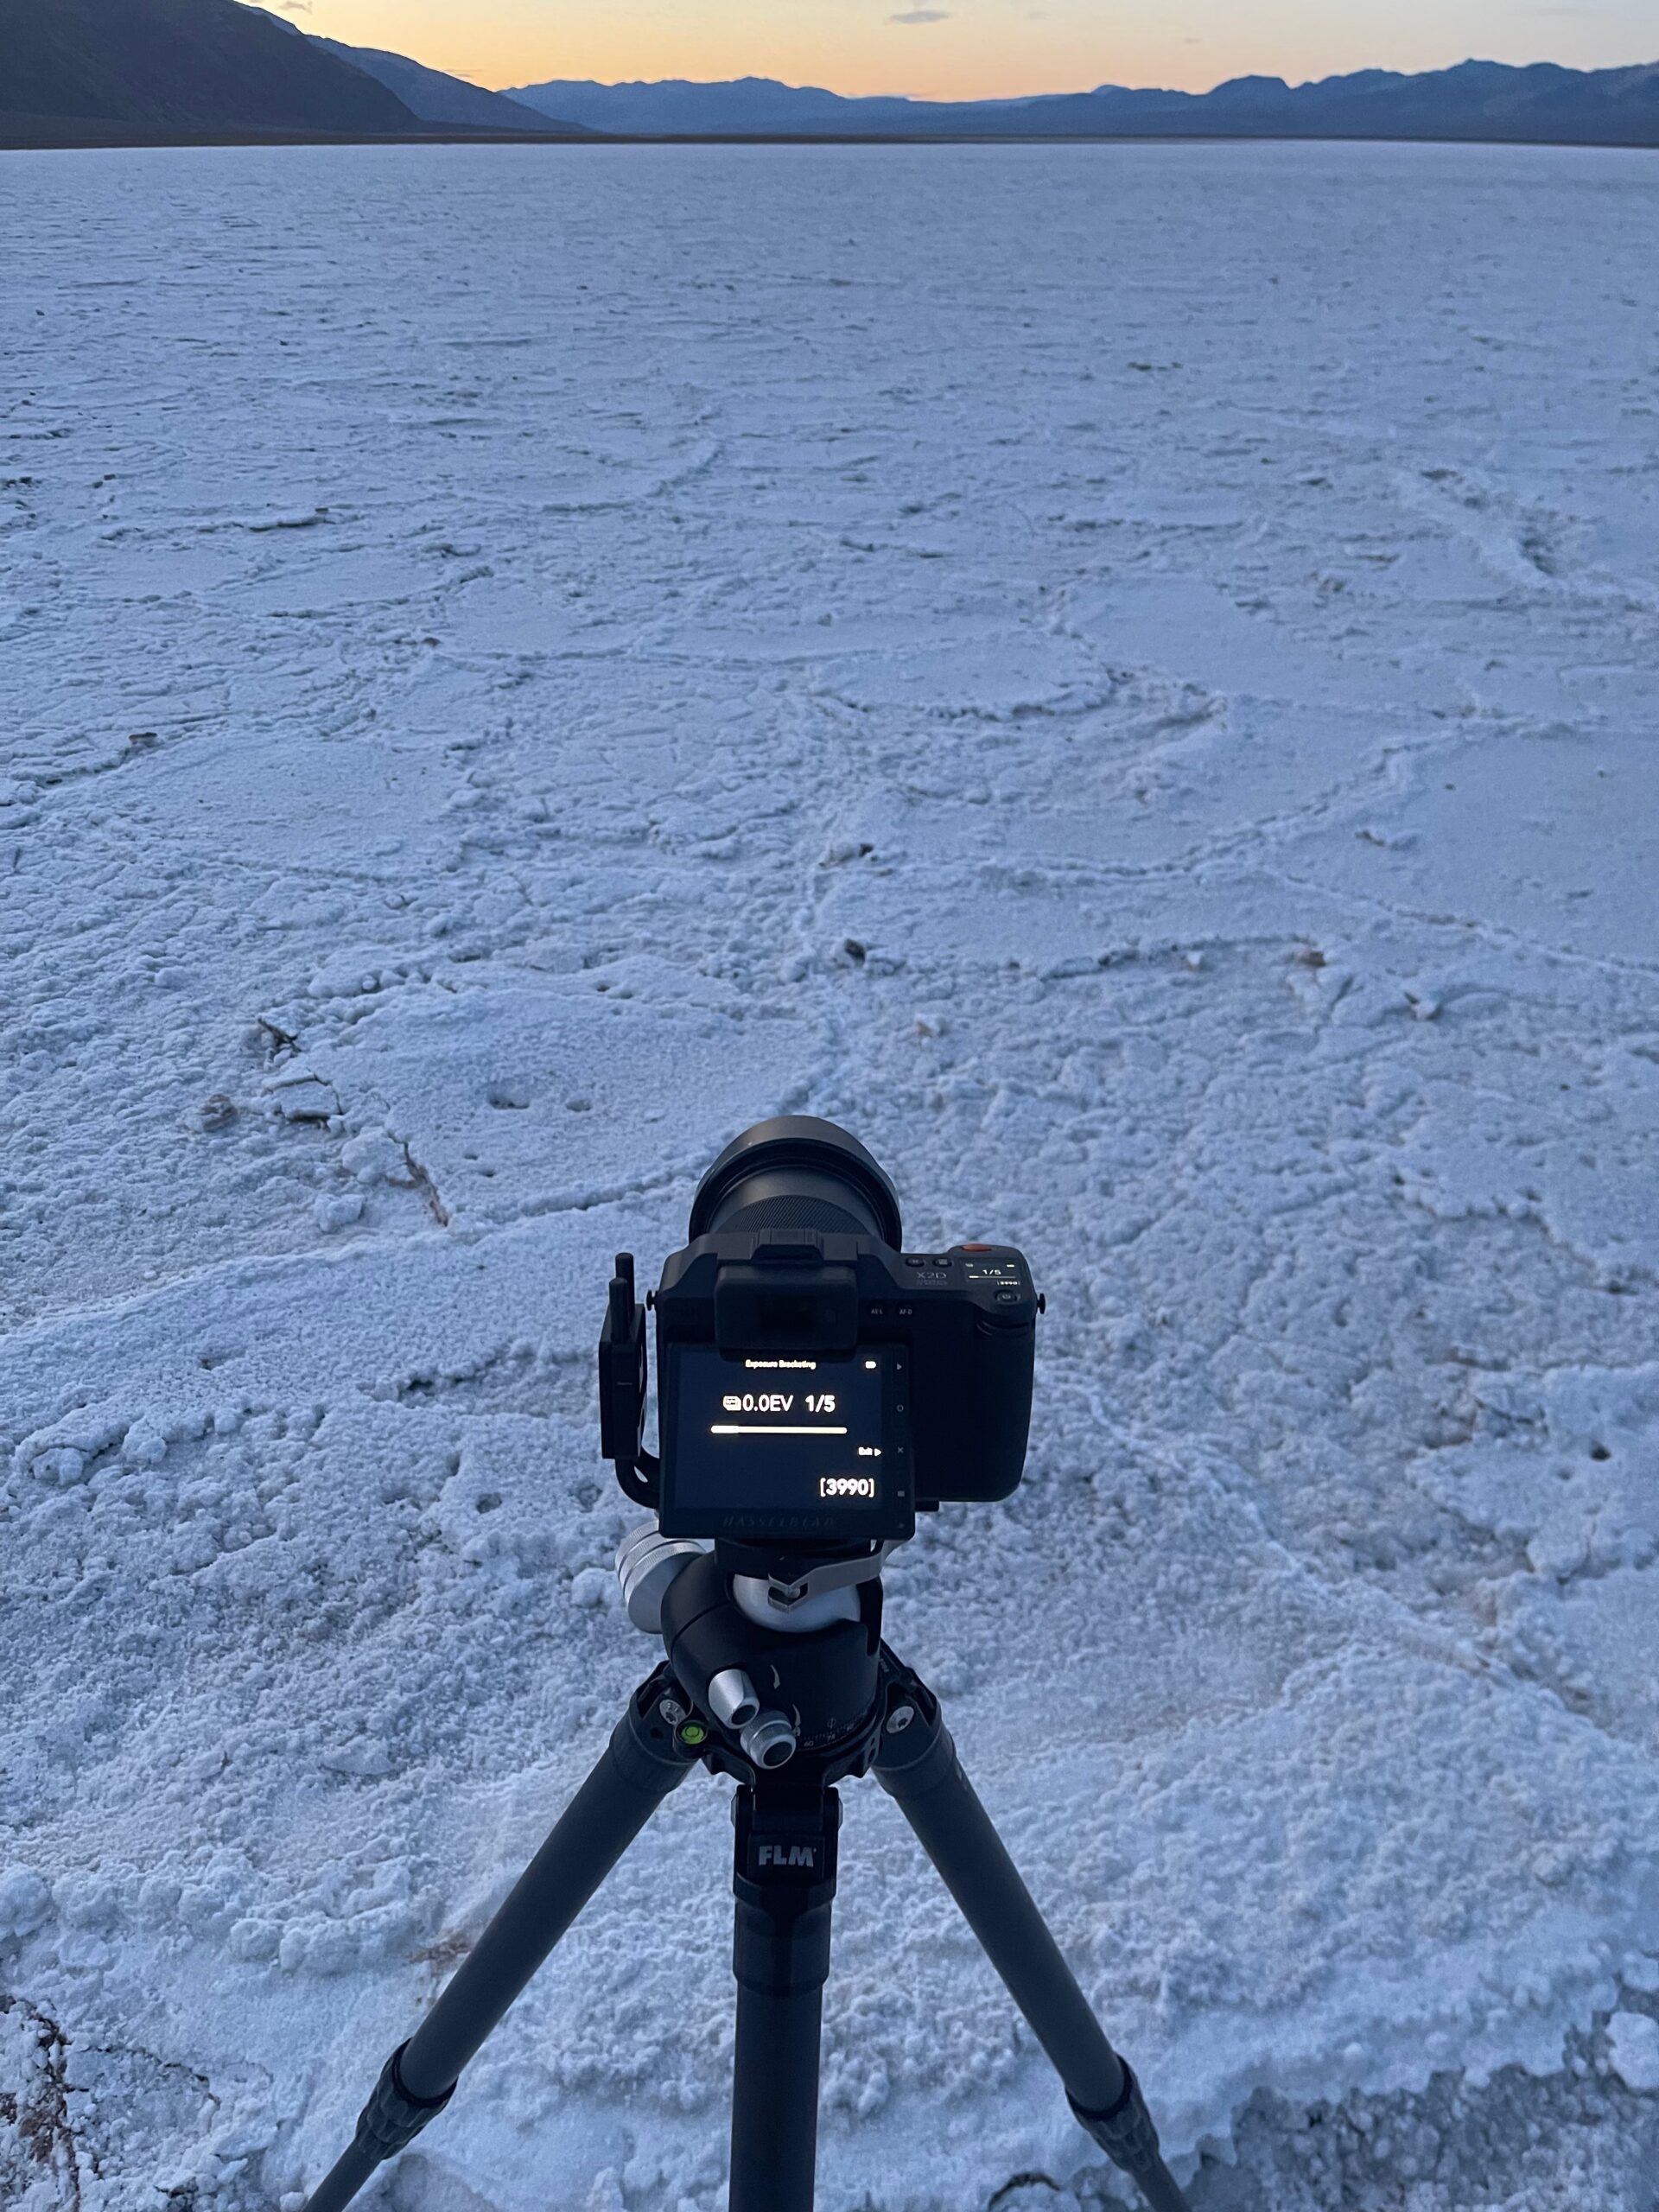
[{"xmin": 689, "ymin": 1116, "xmax": 903, "ymax": 1248}]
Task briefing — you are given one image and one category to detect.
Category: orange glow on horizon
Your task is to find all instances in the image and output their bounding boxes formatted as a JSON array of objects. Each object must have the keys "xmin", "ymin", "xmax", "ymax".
[{"xmin": 261, "ymin": 0, "xmax": 1657, "ymax": 105}]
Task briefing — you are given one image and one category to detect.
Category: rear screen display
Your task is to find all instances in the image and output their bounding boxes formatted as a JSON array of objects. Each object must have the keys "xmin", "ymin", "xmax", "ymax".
[{"xmin": 660, "ymin": 1345, "xmax": 910, "ymax": 1539}]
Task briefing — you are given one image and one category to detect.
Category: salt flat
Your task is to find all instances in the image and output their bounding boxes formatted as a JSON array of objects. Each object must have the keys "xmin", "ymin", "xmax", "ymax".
[{"xmin": 2, "ymin": 140, "xmax": 1656, "ymax": 2212}]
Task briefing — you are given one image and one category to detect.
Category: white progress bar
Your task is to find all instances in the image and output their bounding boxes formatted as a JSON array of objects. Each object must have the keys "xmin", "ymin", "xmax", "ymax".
[{"xmin": 710, "ymin": 1424, "xmax": 849, "ymax": 1436}]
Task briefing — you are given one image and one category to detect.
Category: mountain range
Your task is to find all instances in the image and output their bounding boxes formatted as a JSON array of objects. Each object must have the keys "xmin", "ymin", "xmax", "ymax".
[
  {"xmin": 506, "ymin": 60, "xmax": 1659, "ymax": 143},
  {"xmin": 0, "ymin": 0, "xmax": 589, "ymax": 143},
  {"xmin": 0, "ymin": 0, "xmax": 415, "ymax": 137},
  {"xmin": 306, "ymin": 36, "xmax": 588, "ymax": 134},
  {"xmin": 2, "ymin": 0, "xmax": 1656, "ymax": 149}
]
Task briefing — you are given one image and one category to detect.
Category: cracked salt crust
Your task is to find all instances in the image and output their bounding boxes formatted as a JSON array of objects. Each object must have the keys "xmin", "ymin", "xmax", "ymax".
[{"xmin": 3, "ymin": 137, "xmax": 1658, "ymax": 2212}]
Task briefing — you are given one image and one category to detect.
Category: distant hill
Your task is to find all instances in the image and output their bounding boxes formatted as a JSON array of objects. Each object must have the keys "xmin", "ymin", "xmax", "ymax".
[
  {"xmin": 507, "ymin": 58, "xmax": 1659, "ymax": 144},
  {"xmin": 0, "ymin": 0, "xmax": 416, "ymax": 135},
  {"xmin": 305, "ymin": 35, "xmax": 592, "ymax": 135},
  {"xmin": 505, "ymin": 76, "xmax": 922, "ymax": 137}
]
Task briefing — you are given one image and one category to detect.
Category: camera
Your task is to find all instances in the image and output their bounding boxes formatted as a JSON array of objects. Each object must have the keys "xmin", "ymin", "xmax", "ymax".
[{"xmin": 599, "ymin": 1117, "xmax": 1040, "ymax": 1545}]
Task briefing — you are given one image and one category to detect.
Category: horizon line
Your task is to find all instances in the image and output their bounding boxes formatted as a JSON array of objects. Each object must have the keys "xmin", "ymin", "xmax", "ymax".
[{"xmin": 478, "ymin": 53, "xmax": 1659, "ymax": 101}]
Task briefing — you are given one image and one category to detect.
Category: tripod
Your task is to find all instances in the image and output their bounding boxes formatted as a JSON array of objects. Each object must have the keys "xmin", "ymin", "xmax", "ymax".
[{"xmin": 300, "ymin": 1545, "xmax": 1191, "ymax": 2212}]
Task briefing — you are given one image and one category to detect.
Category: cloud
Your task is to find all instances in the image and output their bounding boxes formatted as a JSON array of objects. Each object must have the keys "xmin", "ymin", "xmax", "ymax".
[
  {"xmin": 889, "ymin": 8, "xmax": 950, "ymax": 20},
  {"xmin": 274, "ymin": 1, "xmax": 314, "ymax": 11}
]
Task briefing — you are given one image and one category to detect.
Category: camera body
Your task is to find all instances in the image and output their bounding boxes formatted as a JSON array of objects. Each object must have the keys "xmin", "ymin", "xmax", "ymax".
[
  {"xmin": 599, "ymin": 1118, "xmax": 1039, "ymax": 1548},
  {"xmin": 652, "ymin": 1229, "xmax": 1037, "ymax": 1542}
]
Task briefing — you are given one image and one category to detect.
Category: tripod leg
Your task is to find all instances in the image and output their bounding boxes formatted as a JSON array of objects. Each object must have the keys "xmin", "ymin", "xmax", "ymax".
[
  {"xmin": 301, "ymin": 1671, "xmax": 701, "ymax": 2212},
  {"xmin": 726, "ymin": 1782, "xmax": 841, "ymax": 2212},
  {"xmin": 874, "ymin": 1661, "xmax": 1191, "ymax": 2212}
]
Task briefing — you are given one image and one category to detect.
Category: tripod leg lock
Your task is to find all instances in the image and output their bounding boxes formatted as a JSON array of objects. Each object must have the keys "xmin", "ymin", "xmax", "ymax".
[
  {"xmin": 1070, "ymin": 2063, "xmax": 1165, "ymax": 2182},
  {"xmin": 352, "ymin": 2041, "xmax": 455, "ymax": 2163}
]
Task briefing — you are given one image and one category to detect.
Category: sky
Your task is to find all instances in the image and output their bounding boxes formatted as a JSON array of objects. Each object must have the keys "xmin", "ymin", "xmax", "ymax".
[{"xmin": 264, "ymin": 0, "xmax": 1659, "ymax": 100}]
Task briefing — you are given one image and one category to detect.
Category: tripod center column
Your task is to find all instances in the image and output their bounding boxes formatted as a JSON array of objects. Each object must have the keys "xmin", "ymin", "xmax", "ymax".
[{"xmin": 726, "ymin": 1783, "xmax": 842, "ymax": 2212}]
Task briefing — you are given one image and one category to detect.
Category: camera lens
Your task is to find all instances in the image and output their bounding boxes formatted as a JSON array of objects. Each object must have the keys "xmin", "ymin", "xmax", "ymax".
[{"xmin": 689, "ymin": 1116, "xmax": 903, "ymax": 1247}]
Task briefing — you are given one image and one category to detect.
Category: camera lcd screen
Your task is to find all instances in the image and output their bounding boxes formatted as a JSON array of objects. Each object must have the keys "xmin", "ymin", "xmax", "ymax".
[{"xmin": 659, "ymin": 1344, "xmax": 912, "ymax": 1540}]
